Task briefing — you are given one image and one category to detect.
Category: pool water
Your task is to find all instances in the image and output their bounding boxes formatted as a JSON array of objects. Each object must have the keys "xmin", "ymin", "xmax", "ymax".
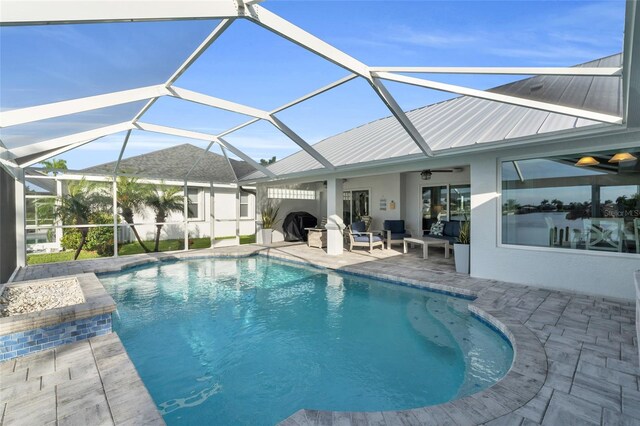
[{"xmin": 100, "ymin": 257, "xmax": 513, "ymax": 425}]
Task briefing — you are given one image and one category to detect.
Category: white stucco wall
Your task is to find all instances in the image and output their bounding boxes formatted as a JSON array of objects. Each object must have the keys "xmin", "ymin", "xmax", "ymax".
[
  {"xmin": 342, "ymin": 174, "xmax": 403, "ymax": 230},
  {"xmin": 256, "ymin": 183, "xmax": 323, "ymax": 243},
  {"xmin": 251, "ymin": 134, "xmax": 638, "ymax": 300}
]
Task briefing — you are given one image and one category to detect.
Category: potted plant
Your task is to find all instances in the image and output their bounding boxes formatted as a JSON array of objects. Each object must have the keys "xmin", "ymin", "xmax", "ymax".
[
  {"xmin": 454, "ymin": 220, "xmax": 470, "ymax": 274},
  {"xmin": 260, "ymin": 202, "xmax": 280, "ymax": 245}
]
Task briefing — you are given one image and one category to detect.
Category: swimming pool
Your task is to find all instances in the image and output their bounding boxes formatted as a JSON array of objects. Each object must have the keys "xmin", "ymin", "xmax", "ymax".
[{"xmin": 100, "ymin": 257, "xmax": 513, "ymax": 425}]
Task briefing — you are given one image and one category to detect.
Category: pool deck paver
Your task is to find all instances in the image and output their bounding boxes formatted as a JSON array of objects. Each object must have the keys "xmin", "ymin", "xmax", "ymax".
[
  {"xmin": 0, "ymin": 333, "xmax": 164, "ymax": 426},
  {"xmin": 4, "ymin": 243, "xmax": 640, "ymax": 425}
]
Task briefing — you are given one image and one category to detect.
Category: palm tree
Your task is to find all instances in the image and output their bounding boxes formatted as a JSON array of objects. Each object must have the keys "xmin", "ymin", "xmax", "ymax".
[
  {"xmin": 146, "ymin": 186, "xmax": 184, "ymax": 252},
  {"xmin": 56, "ymin": 179, "xmax": 109, "ymax": 260},
  {"xmin": 40, "ymin": 158, "xmax": 68, "ymax": 176},
  {"xmin": 116, "ymin": 176, "xmax": 153, "ymax": 253}
]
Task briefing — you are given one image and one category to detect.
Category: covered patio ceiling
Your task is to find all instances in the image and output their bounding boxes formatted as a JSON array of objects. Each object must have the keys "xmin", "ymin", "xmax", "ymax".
[{"xmin": 0, "ymin": 0, "xmax": 638, "ymax": 183}]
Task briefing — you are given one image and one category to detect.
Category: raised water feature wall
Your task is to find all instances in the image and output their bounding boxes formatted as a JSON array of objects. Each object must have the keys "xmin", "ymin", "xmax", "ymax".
[{"xmin": 0, "ymin": 273, "xmax": 115, "ymax": 361}]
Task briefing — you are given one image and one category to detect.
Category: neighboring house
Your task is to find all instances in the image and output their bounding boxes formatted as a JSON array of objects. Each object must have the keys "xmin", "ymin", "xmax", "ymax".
[
  {"xmin": 251, "ymin": 53, "xmax": 640, "ymax": 300},
  {"xmin": 25, "ymin": 144, "xmax": 256, "ymax": 252}
]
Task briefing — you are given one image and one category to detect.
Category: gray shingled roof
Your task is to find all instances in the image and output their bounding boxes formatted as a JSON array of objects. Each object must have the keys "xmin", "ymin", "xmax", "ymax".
[
  {"xmin": 81, "ymin": 143, "xmax": 255, "ymax": 182},
  {"xmin": 244, "ymin": 53, "xmax": 622, "ymax": 180}
]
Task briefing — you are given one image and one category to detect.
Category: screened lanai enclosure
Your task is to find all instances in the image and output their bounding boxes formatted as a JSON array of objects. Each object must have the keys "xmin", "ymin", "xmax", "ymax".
[{"xmin": 1, "ymin": 0, "xmax": 639, "ymax": 291}]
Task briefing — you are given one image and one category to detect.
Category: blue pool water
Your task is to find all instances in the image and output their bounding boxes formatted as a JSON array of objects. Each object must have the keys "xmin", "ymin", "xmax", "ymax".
[{"xmin": 100, "ymin": 257, "xmax": 513, "ymax": 425}]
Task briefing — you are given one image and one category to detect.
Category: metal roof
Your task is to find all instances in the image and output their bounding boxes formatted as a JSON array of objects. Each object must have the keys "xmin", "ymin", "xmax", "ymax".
[
  {"xmin": 1, "ymin": 0, "xmax": 632, "ymax": 185},
  {"xmin": 244, "ymin": 53, "xmax": 622, "ymax": 180}
]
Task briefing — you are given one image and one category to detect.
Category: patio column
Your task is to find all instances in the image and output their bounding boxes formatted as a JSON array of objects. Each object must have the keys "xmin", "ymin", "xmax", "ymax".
[{"xmin": 325, "ymin": 177, "xmax": 343, "ymax": 255}]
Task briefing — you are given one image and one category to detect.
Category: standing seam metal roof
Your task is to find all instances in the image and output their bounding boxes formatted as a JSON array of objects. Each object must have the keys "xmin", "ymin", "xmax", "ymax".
[{"xmin": 244, "ymin": 53, "xmax": 623, "ymax": 180}]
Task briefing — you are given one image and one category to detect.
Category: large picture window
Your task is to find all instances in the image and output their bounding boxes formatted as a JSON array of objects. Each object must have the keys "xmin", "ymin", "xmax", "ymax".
[{"xmin": 501, "ymin": 148, "xmax": 639, "ymax": 254}]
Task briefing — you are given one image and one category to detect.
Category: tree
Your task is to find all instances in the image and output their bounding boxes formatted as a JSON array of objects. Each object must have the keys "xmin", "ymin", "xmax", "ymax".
[
  {"xmin": 146, "ymin": 186, "xmax": 184, "ymax": 252},
  {"xmin": 260, "ymin": 156, "xmax": 276, "ymax": 166},
  {"xmin": 116, "ymin": 176, "xmax": 153, "ymax": 253},
  {"xmin": 503, "ymin": 199, "xmax": 520, "ymax": 213},
  {"xmin": 55, "ymin": 179, "xmax": 109, "ymax": 260},
  {"xmin": 40, "ymin": 158, "xmax": 68, "ymax": 176}
]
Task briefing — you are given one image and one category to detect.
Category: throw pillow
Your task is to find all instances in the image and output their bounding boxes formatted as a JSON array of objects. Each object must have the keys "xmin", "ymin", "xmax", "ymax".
[{"xmin": 430, "ymin": 221, "xmax": 444, "ymax": 236}]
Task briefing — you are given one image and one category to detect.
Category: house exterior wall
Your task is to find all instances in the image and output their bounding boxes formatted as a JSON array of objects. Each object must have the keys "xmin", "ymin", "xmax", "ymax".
[
  {"xmin": 470, "ymin": 150, "xmax": 638, "ymax": 300},
  {"xmin": 343, "ymin": 174, "xmax": 403, "ymax": 230},
  {"xmin": 253, "ymin": 131, "xmax": 638, "ymax": 300},
  {"xmin": 256, "ymin": 183, "xmax": 323, "ymax": 243}
]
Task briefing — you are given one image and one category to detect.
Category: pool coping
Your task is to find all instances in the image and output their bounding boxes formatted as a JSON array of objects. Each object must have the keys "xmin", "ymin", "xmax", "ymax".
[{"xmin": 84, "ymin": 247, "xmax": 546, "ymax": 425}]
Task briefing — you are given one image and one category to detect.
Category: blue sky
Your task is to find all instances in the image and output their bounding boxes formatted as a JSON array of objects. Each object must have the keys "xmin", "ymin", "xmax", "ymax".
[{"xmin": 0, "ymin": 0, "xmax": 626, "ymax": 170}]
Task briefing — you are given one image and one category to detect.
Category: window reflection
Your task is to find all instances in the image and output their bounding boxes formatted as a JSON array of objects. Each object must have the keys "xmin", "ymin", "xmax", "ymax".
[{"xmin": 501, "ymin": 150, "xmax": 640, "ymax": 254}]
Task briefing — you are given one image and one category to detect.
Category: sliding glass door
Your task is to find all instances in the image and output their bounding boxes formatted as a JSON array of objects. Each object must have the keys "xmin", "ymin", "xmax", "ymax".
[
  {"xmin": 422, "ymin": 184, "xmax": 471, "ymax": 233},
  {"xmin": 342, "ymin": 189, "xmax": 370, "ymax": 225}
]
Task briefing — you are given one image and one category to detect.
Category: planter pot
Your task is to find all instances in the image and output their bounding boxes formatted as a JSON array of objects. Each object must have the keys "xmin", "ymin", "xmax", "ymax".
[
  {"xmin": 454, "ymin": 243, "xmax": 470, "ymax": 274},
  {"xmin": 261, "ymin": 229, "xmax": 273, "ymax": 245}
]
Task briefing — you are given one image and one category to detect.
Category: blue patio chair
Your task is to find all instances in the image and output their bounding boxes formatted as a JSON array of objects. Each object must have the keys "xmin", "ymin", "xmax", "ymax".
[
  {"xmin": 383, "ymin": 220, "xmax": 412, "ymax": 249},
  {"xmin": 346, "ymin": 220, "xmax": 384, "ymax": 253}
]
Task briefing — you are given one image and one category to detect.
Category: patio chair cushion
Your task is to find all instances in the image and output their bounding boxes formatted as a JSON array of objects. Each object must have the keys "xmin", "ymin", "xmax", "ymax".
[
  {"xmin": 389, "ymin": 232, "xmax": 411, "ymax": 240},
  {"xmin": 383, "ymin": 220, "xmax": 405, "ymax": 233},
  {"xmin": 429, "ymin": 221, "xmax": 444, "ymax": 236},
  {"xmin": 353, "ymin": 235, "xmax": 383, "ymax": 243},
  {"xmin": 443, "ymin": 220, "xmax": 461, "ymax": 238},
  {"xmin": 351, "ymin": 221, "xmax": 367, "ymax": 233}
]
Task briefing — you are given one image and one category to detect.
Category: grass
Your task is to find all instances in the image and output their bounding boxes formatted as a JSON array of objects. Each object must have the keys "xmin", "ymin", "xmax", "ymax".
[
  {"xmin": 214, "ymin": 235, "xmax": 256, "ymax": 245},
  {"xmin": 27, "ymin": 250, "xmax": 101, "ymax": 265},
  {"xmin": 240, "ymin": 234, "xmax": 256, "ymax": 245},
  {"xmin": 27, "ymin": 235, "xmax": 257, "ymax": 265},
  {"xmin": 118, "ymin": 237, "xmax": 211, "ymax": 255}
]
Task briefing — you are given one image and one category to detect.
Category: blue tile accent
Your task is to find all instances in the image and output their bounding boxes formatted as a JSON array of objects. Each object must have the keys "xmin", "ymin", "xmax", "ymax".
[{"xmin": 0, "ymin": 313, "xmax": 112, "ymax": 361}]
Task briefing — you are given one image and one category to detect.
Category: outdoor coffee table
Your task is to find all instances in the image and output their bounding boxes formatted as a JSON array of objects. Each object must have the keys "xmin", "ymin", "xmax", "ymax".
[{"xmin": 403, "ymin": 236, "xmax": 450, "ymax": 259}]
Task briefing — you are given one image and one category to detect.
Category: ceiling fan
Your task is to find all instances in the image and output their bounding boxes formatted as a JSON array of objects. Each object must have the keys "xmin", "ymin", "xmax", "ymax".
[{"xmin": 420, "ymin": 168, "xmax": 463, "ymax": 180}]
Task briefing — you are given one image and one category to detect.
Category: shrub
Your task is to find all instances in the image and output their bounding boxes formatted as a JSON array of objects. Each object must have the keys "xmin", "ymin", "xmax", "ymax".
[
  {"xmin": 85, "ymin": 213, "xmax": 114, "ymax": 256},
  {"xmin": 61, "ymin": 229, "xmax": 82, "ymax": 251},
  {"xmin": 60, "ymin": 212, "xmax": 114, "ymax": 256}
]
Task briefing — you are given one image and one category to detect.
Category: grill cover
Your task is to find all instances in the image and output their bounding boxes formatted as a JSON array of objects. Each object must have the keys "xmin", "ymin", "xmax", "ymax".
[{"xmin": 282, "ymin": 211, "xmax": 318, "ymax": 242}]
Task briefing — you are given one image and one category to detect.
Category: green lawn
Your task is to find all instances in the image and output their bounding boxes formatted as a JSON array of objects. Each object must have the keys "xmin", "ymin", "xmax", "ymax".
[
  {"xmin": 214, "ymin": 235, "xmax": 256, "ymax": 245},
  {"xmin": 118, "ymin": 237, "xmax": 211, "ymax": 255},
  {"xmin": 27, "ymin": 235, "xmax": 257, "ymax": 265},
  {"xmin": 27, "ymin": 250, "xmax": 101, "ymax": 265},
  {"xmin": 240, "ymin": 234, "xmax": 256, "ymax": 244}
]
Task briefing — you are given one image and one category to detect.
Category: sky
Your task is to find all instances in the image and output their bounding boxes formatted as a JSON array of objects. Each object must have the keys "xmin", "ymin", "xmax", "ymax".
[{"xmin": 0, "ymin": 0, "xmax": 627, "ymax": 171}]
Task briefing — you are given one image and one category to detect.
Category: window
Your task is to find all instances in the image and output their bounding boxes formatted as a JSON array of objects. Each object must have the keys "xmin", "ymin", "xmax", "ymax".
[
  {"xmin": 240, "ymin": 191, "xmax": 250, "ymax": 218},
  {"xmin": 267, "ymin": 187, "xmax": 316, "ymax": 200},
  {"xmin": 501, "ymin": 149, "xmax": 639, "ymax": 254},
  {"xmin": 187, "ymin": 187, "xmax": 200, "ymax": 220},
  {"xmin": 450, "ymin": 185, "xmax": 471, "ymax": 221}
]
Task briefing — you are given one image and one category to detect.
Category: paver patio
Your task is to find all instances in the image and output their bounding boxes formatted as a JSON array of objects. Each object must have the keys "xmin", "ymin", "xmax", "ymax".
[{"xmin": 2, "ymin": 243, "xmax": 639, "ymax": 425}]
